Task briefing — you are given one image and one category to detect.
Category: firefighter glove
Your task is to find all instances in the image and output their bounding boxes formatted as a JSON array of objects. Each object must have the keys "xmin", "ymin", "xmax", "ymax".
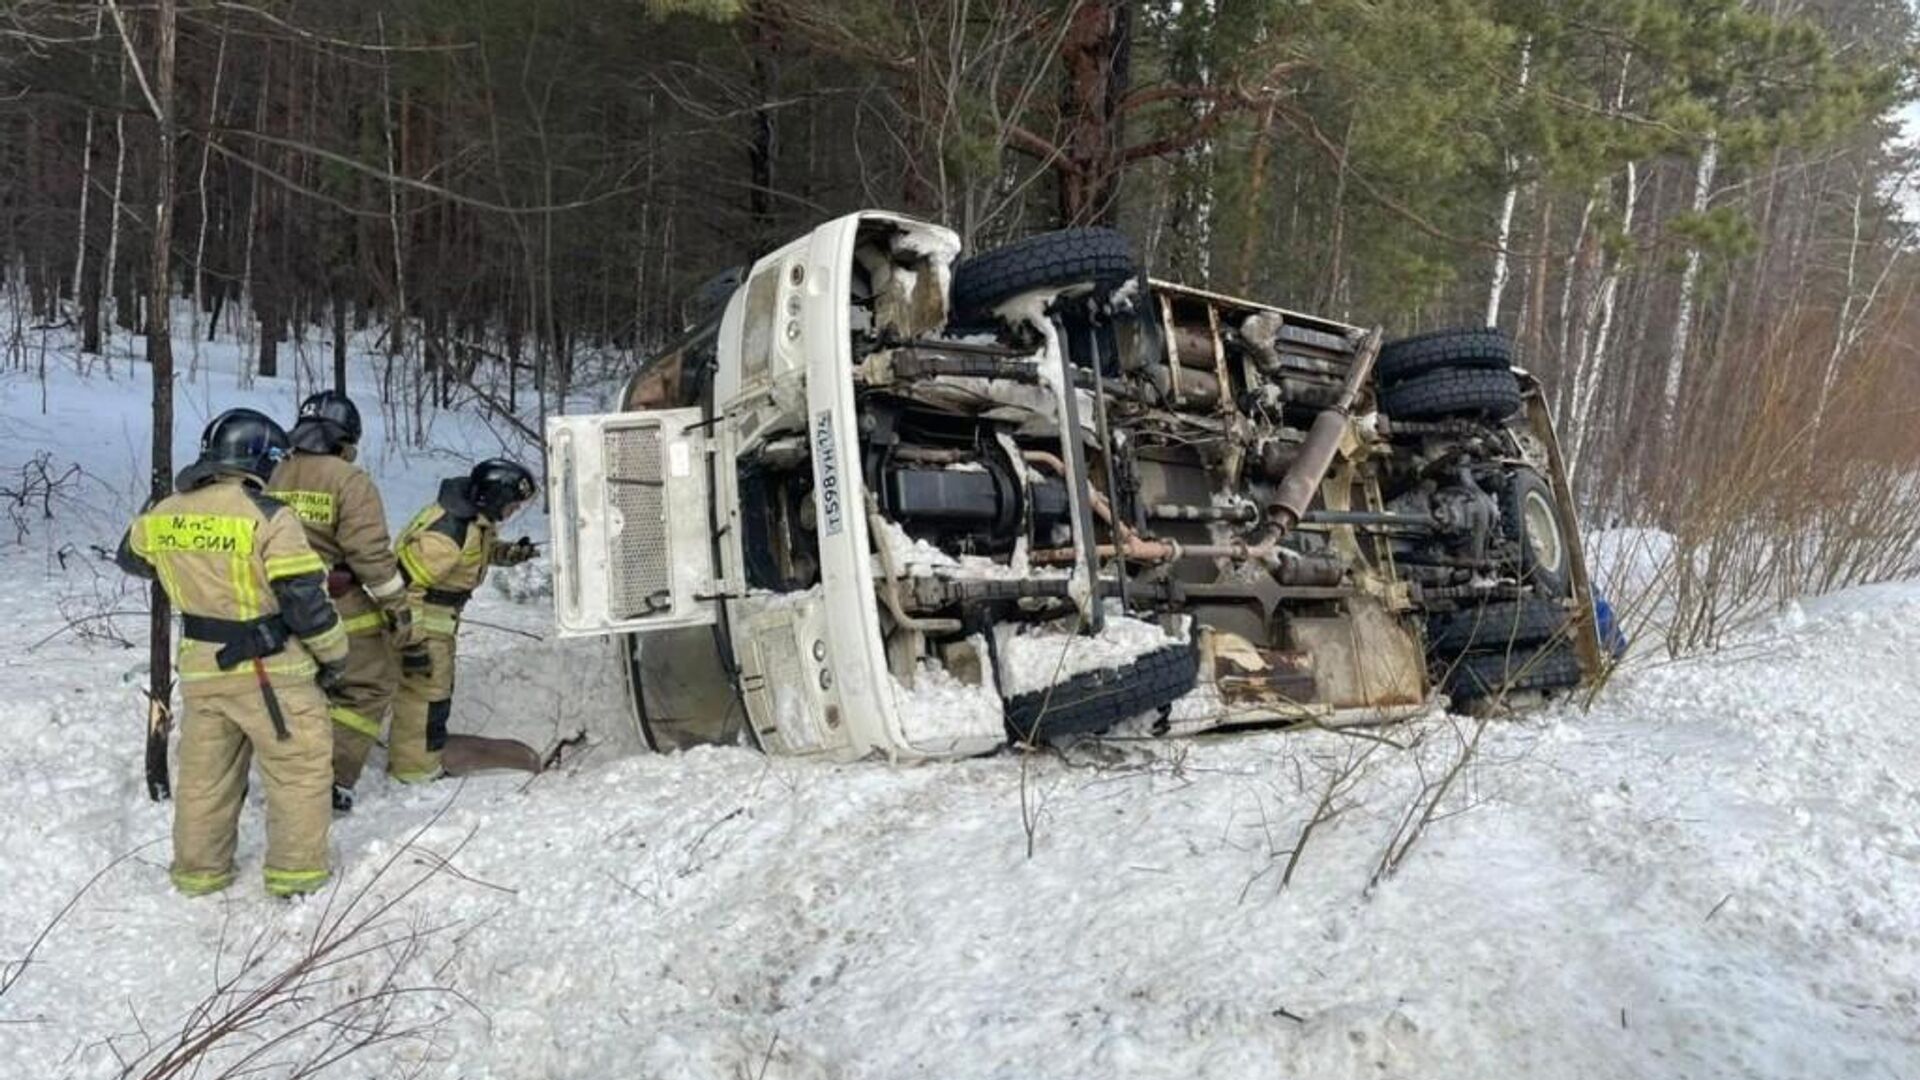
[
  {"xmin": 401, "ymin": 645, "xmax": 432, "ymax": 676},
  {"xmin": 500, "ymin": 536, "xmax": 537, "ymax": 565},
  {"xmin": 385, "ymin": 605, "xmax": 416, "ymax": 647},
  {"xmin": 317, "ymin": 658, "xmax": 349, "ymax": 694}
]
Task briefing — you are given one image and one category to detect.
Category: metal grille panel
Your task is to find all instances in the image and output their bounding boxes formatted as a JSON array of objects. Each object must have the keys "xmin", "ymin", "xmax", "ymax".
[{"xmin": 604, "ymin": 424, "xmax": 672, "ymax": 618}]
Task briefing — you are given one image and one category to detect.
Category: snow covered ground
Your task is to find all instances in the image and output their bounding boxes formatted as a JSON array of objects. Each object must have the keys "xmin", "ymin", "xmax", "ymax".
[{"xmin": 3, "ymin": 330, "xmax": 1918, "ymax": 1078}]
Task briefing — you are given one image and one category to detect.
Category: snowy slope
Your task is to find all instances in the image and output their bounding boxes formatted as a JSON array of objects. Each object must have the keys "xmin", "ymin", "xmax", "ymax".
[{"xmin": 3, "ymin": 334, "xmax": 1919, "ymax": 1078}]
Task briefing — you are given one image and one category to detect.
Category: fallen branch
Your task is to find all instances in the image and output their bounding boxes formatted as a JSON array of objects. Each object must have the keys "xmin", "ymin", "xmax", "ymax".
[
  {"xmin": 27, "ymin": 608, "xmax": 148, "ymax": 652},
  {"xmin": 1369, "ymin": 718, "xmax": 1487, "ymax": 889},
  {"xmin": 460, "ymin": 618, "xmax": 543, "ymax": 641}
]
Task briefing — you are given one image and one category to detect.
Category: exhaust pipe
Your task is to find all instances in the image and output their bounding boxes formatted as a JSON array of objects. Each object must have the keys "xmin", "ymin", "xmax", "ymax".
[{"xmin": 1269, "ymin": 328, "xmax": 1382, "ymax": 533}]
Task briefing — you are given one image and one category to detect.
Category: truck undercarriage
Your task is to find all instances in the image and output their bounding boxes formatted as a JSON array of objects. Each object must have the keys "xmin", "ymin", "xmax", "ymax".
[{"xmin": 546, "ymin": 213, "xmax": 1602, "ymax": 762}]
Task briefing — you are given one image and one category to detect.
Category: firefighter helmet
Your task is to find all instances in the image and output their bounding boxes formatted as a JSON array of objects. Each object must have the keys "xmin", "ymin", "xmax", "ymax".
[
  {"xmin": 468, "ymin": 458, "xmax": 537, "ymax": 519},
  {"xmin": 200, "ymin": 409, "xmax": 291, "ymax": 481},
  {"xmin": 290, "ymin": 390, "xmax": 363, "ymax": 452}
]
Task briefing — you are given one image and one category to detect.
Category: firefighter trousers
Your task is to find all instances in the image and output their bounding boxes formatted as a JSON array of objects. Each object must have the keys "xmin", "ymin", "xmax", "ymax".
[
  {"xmin": 389, "ymin": 633, "xmax": 457, "ymax": 783},
  {"xmin": 170, "ymin": 680, "xmax": 332, "ymax": 897},
  {"xmin": 326, "ymin": 624, "xmax": 400, "ymax": 788}
]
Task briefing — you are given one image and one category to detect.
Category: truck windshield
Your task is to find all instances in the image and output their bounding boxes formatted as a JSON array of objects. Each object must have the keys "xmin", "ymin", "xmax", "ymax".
[{"xmin": 622, "ymin": 316, "xmax": 722, "ymax": 412}]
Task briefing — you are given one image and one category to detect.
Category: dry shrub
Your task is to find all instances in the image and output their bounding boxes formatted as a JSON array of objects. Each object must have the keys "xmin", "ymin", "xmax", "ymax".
[
  {"xmin": 1608, "ymin": 318, "xmax": 1920, "ymax": 658},
  {"xmin": 111, "ymin": 801, "xmax": 487, "ymax": 1079}
]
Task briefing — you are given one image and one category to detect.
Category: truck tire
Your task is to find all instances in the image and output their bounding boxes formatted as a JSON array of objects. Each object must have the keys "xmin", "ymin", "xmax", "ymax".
[
  {"xmin": 1427, "ymin": 598, "xmax": 1572, "ymax": 655},
  {"xmin": 1003, "ymin": 641, "xmax": 1198, "ymax": 741},
  {"xmin": 1502, "ymin": 468, "xmax": 1571, "ymax": 597},
  {"xmin": 1379, "ymin": 366, "xmax": 1522, "ymax": 421},
  {"xmin": 950, "ymin": 228, "xmax": 1137, "ymax": 321},
  {"xmin": 1377, "ymin": 327, "xmax": 1514, "ymax": 384},
  {"xmin": 1447, "ymin": 644, "xmax": 1583, "ymax": 706}
]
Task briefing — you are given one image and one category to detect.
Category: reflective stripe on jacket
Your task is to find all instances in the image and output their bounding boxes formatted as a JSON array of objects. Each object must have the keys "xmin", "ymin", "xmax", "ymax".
[
  {"xmin": 117, "ymin": 472, "xmax": 348, "ymax": 694},
  {"xmin": 395, "ymin": 478, "xmax": 517, "ymax": 638}
]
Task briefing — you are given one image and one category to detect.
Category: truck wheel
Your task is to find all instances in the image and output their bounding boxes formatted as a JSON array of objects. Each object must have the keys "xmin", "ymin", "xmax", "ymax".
[
  {"xmin": 1502, "ymin": 468, "xmax": 1571, "ymax": 597},
  {"xmin": 1427, "ymin": 598, "xmax": 1572, "ymax": 655},
  {"xmin": 1002, "ymin": 641, "xmax": 1198, "ymax": 741},
  {"xmin": 1447, "ymin": 645, "xmax": 1583, "ymax": 706},
  {"xmin": 1376, "ymin": 327, "xmax": 1514, "ymax": 384},
  {"xmin": 950, "ymin": 228, "xmax": 1137, "ymax": 321},
  {"xmin": 1380, "ymin": 367, "xmax": 1522, "ymax": 421}
]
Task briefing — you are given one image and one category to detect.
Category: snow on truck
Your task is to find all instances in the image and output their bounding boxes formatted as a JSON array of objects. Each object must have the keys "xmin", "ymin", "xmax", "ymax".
[{"xmin": 542, "ymin": 211, "xmax": 1605, "ymax": 762}]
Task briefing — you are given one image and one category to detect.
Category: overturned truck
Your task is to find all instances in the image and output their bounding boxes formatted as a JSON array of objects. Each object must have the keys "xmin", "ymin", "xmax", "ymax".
[{"xmin": 546, "ymin": 212, "xmax": 1603, "ymax": 762}]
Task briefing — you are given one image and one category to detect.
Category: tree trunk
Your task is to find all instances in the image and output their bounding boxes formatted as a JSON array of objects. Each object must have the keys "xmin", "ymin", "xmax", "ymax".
[
  {"xmin": 1662, "ymin": 131, "xmax": 1718, "ymax": 435},
  {"xmin": 1524, "ymin": 196, "xmax": 1552, "ymax": 365},
  {"xmin": 105, "ymin": 78, "xmax": 129, "ymax": 359},
  {"xmin": 332, "ymin": 293, "xmax": 348, "ymax": 393},
  {"xmin": 380, "ymin": 24, "xmax": 408, "ymax": 361},
  {"xmin": 190, "ymin": 17, "xmax": 228, "ymax": 357},
  {"xmin": 1056, "ymin": 0, "xmax": 1129, "ymax": 226},
  {"xmin": 1567, "ymin": 58, "xmax": 1638, "ymax": 480},
  {"xmin": 1485, "ymin": 38, "xmax": 1533, "ymax": 329},
  {"xmin": 1233, "ymin": 99, "xmax": 1279, "ymax": 295},
  {"xmin": 258, "ymin": 289, "xmax": 280, "ymax": 378},
  {"xmin": 746, "ymin": 17, "xmax": 778, "ymax": 244},
  {"xmin": 145, "ymin": 0, "xmax": 180, "ymax": 801},
  {"xmin": 74, "ymin": 106, "xmax": 98, "ymax": 354}
]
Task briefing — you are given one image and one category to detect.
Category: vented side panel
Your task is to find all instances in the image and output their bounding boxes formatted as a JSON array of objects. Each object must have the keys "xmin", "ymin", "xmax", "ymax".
[{"xmin": 604, "ymin": 424, "xmax": 672, "ymax": 619}]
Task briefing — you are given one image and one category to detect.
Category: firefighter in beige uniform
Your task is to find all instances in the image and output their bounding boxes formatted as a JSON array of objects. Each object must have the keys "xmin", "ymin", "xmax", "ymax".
[
  {"xmin": 117, "ymin": 410, "xmax": 348, "ymax": 897},
  {"xmin": 267, "ymin": 391, "xmax": 410, "ymax": 811},
  {"xmin": 389, "ymin": 459, "xmax": 538, "ymax": 781}
]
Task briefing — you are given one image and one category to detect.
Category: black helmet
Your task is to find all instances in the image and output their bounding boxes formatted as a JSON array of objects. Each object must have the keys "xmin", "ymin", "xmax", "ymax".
[
  {"xmin": 200, "ymin": 408, "xmax": 290, "ymax": 480},
  {"xmin": 290, "ymin": 390, "xmax": 362, "ymax": 453},
  {"xmin": 468, "ymin": 458, "xmax": 537, "ymax": 518}
]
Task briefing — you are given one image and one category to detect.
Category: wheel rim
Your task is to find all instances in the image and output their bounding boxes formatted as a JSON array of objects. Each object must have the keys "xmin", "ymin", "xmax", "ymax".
[{"xmin": 1522, "ymin": 489, "xmax": 1564, "ymax": 575}]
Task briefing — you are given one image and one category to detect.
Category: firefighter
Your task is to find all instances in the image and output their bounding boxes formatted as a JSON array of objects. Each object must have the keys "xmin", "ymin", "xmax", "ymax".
[
  {"xmin": 388, "ymin": 459, "xmax": 539, "ymax": 782},
  {"xmin": 268, "ymin": 391, "xmax": 410, "ymax": 812},
  {"xmin": 116, "ymin": 409, "xmax": 348, "ymax": 898}
]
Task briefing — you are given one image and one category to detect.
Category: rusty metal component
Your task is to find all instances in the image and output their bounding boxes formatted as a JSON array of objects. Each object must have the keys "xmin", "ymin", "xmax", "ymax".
[
  {"xmin": 1146, "ymin": 503, "xmax": 1258, "ymax": 523},
  {"xmin": 1031, "ymin": 537, "xmax": 1315, "ymax": 568},
  {"xmin": 1202, "ymin": 630, "xmax": 1320, "ymax": 709},
  {"xmin": 890, "ymin": 446, "xmax": 972, "ymax": 465},
  {"xmin": 1270, "ymin": 408, "xmax": 1349, "ymax": 532},
  {"xmin": 1146, "ymin": 362, "xmax": 1222, "ymax": 410},
  {"xmin": 1274, "ymin": 554, "xmax": 1345, "ymax": 587},
  {"xmin": 1169, "ymin": 324, "xmax": 1222, "ymax": 371},
  {"xmin": 1286, "ymin": 596, "xmax": 1426, "ymax": 709},
  {"xmin": 868, "ymin": 499, "xmax": 964, "ymax": 635},
  {"xmin": 1023, "ymin": 450, "xmax": 1149, "ymax": 550},
  {"xmin": 1269, "ymin": 328, "xmax": 1383, "ymax": 533},
  {"xmin": 1251, "ymin": 437, "xmax": 1301, "ymax": 480},
  {"xmin": 1300, "ymin": 510, "xmax": 1435, "ymax": 529}
]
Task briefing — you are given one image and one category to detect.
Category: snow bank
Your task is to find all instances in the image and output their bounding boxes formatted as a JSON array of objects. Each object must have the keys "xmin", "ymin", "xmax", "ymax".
[{"xmin": 996, "ymin": 608, "xmax": 1184, "ymax": 696}]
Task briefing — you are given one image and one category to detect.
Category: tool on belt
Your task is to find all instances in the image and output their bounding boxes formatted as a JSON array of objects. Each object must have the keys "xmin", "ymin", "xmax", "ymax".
[
  {"xmin": 325, "ymin": 567, "xmax": 358, "ymax": 598},
  {"xmin": 182, "ymin": 614, "xmax": 295, "ymax": 740}
]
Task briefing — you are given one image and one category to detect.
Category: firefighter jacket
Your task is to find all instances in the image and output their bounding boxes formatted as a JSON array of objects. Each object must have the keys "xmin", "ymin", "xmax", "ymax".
[
  {"xmin": 394, "ymin": 478, "xmax": 520, "ymax": 639},
  {"xmin": 268, "ymin": 449, "xmax": 406, "ymax": 635},
  {"xmin": 116, "ymin": 466, "xmax": 348, "ymax": 695}
]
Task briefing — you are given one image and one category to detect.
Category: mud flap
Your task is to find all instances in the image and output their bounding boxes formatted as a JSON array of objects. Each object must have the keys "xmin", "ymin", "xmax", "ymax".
[{"xmin": 440, "ymin": 733, "xmax": 546, "ymax": 776}]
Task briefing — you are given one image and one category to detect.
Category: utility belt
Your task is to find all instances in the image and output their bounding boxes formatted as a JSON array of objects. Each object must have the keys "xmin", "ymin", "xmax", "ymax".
[
  {"xmin": 180, "ymin": 613, "xmax": 298, "ymax": 741},
  {"xmin": 181, "ymin": 614, "xmax": 292, "ymax": 670},
  {"xmin": 421, "ymin": 587, "xmax": 472, "ymax": 610}
]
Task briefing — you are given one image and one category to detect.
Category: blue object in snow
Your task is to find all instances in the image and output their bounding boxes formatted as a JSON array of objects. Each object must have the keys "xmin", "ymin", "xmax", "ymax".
[{"xmin": 1594, "ymin": 594, "xmax": 1629, "ymax": 658}]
